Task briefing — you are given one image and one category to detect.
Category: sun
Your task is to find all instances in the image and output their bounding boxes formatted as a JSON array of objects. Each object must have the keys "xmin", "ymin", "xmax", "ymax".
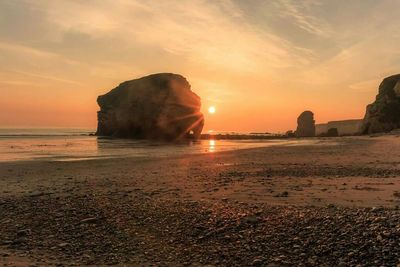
[{"xmin": 208, "ymin": 106, "xmax": 216, "ymax": 114}]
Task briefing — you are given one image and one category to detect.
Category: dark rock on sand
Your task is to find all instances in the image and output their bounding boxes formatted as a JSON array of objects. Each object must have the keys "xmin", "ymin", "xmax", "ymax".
[
  {"xmin": 361, "ymin": 74, "xmax": 400, "ymax": 134},
  {"xmin": 295, "ymin": 111, "xmax": 315, "ymax": 137},
  {"xmin": 326, "ymin": 128, "xmax": 339, "ymax": 137},
  {"xmin": 273, "ymin": 191, "xmax": 289, "ymax": 198},
  {"xmin": 285, "ymin": 130, "xmax": 295, "ymax": 138},
  {"xmin": 96, "ymin": 73, "xmax": 204, "ymax": 140}
]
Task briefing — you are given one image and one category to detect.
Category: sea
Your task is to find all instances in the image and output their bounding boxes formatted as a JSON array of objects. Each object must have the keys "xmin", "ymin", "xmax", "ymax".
[{"xmin": 0, "ymin": 128, "xmax": 309, "ymax": 162}]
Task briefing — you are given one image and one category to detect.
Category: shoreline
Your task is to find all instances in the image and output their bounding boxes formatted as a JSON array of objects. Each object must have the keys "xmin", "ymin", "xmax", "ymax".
[
  {"xmin": 1, "ymin": 135, "xmax": 400, "ymax": 265},
  {"xmin": 0, "ymin": 136, "xmax": 318, "ymax": 164}
]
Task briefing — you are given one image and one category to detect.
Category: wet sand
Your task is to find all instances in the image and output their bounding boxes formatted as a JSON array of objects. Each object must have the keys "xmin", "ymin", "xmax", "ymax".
[{"xmin": 1, "ymin": 136, "xmax": 400, "ymax": 266}]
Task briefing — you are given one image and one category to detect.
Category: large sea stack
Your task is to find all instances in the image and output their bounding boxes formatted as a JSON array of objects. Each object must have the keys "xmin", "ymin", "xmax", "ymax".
[
  {"xmin": 361, "ymin": 74, "xmax": 400, "ymax": 134},
  {"xmin": 295, "ymin": 111, "xmax": 315, "ymax": 137},
  {"xmin": 96, "ymin": 73, "xmax": 204, "ymax": 140}
]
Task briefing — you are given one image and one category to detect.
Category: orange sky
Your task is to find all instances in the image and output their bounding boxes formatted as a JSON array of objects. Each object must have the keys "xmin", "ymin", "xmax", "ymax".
[{"xmin": 1, "ymin": 1, "xmax": 400, "ymax": 133}]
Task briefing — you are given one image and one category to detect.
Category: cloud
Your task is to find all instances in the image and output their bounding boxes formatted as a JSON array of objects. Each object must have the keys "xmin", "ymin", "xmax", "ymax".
[
  {"xmin": 0, "ymin": 42, "xmax": 85, "ymax": 86},
  {"xmin": 276, "ymin": 0, "xmax": 332, "ymax": 38},
  {"xmin": 29, "ymin": 0, "xmax": 308, "ymax": 73},
  {"xmin": 348, "ymin": 79, "xmax": 381, "ymax": 93},
  {"xmin": 0, "ymin": 41, "xmax": 81, "ymax": 66},
  {"xmin": 295, "ymin": 24, "xmax": 400, "ymax": 88}
]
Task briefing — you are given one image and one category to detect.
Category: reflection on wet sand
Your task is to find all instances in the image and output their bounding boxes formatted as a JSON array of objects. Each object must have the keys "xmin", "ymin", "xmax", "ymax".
[
  {"xmin": 208, "ymin": 139, "xmax": 216, "ymax": 153},
  {"xmin": 1, "ymin": 134, "xmax": 326, "ymax": 162}
]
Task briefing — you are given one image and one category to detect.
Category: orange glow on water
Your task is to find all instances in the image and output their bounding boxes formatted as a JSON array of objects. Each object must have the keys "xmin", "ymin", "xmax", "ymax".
[{"xmin": 208, "ymin": 140, "xmax": 216, "ymax": 153}]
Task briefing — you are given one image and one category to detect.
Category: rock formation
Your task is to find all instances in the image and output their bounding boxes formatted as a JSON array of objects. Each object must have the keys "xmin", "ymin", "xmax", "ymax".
[
  {"xmin": 361, "ymin": 74, "xmax": 400, "ymax": 134},
  {"xmin": 326, "ymin": 128, "xmax": 339, "ymax": 137},
  {"xmin": 285, "ymin": 130, "xmax": 295, "ymax": 138},
  {"xmin": 316, "ymin": 119, "xmax": 362, "ymax": 136},
  {"xmin": 295, "ymin": 111, "xmax": 315, "ymax": 137},
  {"xmin": 96, "ymin": 73, "xmax": 204, "ymax": 140}
]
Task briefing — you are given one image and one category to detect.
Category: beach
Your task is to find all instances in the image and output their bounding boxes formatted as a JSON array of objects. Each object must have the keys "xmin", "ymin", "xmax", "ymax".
[
  {"xmin": 4, "ymin": 1, "xmax": 400, "ymax": 266},
  {"xmin": 1, "ymin": 135, "xmax": 400, "ymax": 266}
]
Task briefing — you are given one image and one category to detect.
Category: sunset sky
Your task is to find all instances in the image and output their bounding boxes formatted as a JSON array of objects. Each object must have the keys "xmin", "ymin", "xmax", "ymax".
[{"xmin": 1, "ymin": 0, "xmax": 400, "ymax": 132}]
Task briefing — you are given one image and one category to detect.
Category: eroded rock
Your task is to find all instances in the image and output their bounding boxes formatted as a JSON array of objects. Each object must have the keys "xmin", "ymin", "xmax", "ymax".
[
  {"xmin": 295, "ymin": 111, "xmax": 315, "ymax": 137},
  {"xmin": 326, "ymin": 128, "xmax": 339, "ymax": 137},
  {"xmin": 361, "ymin": 74, "xmax": 400, "ymax": 134},
  {"xmin": 96, "ymin": 73, "xmax": 204, "ymax": 140}
]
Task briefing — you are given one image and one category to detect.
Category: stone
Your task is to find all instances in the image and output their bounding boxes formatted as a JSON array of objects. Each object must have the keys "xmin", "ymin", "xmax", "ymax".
[
  {"xmin": 326, "ymin": 128, "xmax": 339, "ymax": 137},
  {"xmin": 251, "ymin": 258, "xmax": 263, "ymax": 266},
  {"xmin": 96, "ymin": 73, "xmax": 204, "ymax": 140},
  {"xmin": 80, "ymin": 217, "xmax": 98, "ymax": 224},
  {"xmin": 17, "ymin": 229, "xmax": 31, "ymax": 236},
  {"xmin": 58, "ymin": 242, "xmax": 69, "ymax": 248},
  {"xmin": 285, "ymin": 130, "xmax": 295, "ymax": 137},
  {"xmin": 242, "ymin": 215, "xmax": 259, "ymax": 224},
  {"xmin": 274, "ymin": 191, "xmax": 289, "ymax": 197},
  {"xmin": 295, "ymin": 111, "xmax": 315, "ymax": 137},
  {"xmin": 28, "ymin": 191, "xmax": 45, "ymax": 197},
  {"xmin": 361, "ymin": 74, "xmax": 400, "ymax": 134}
]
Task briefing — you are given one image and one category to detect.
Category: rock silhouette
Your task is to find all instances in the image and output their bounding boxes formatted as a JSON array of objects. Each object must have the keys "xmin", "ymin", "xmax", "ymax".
[
  {"xmin": 295, "ymin": 111, "xmax": 315, "ymax": 137},
  {"xmin": 326, "ymin": 128, "xmax": 339, "ymax": 137},
  {"xmin": 361, "ymin": 74, "xmax": 400, "ymax": 134},
  {"xmin": 285, "ymin": 130, "xmax": 295, "ymax": 138},
  {"xmin": 96, "ymin": 73, "xmax": 204, "ymax": 140}
]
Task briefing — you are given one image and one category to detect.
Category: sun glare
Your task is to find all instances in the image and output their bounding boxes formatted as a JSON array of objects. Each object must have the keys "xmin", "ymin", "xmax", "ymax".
[
  {"xmin": 208, "ymin": 139, "xmax": 216, "ymax": 153},
  {"xmin": 208, "ymin": 106, "xmax": 216, "ymax": 114}
]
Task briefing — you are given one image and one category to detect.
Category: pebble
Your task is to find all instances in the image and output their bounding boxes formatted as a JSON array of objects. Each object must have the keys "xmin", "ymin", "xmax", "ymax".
[
  {"xmin": 16, "ymin": 229, "xmax": 31, "ymax": 236},
  {"xmin": 58, "ymin": 243, "xmax": 69, "ymax": 248},
  {"xmin": 251, "ymin": 258, "xmax": 263, "ymax": 266},
  {"xmin": 1, "ymin": 180, "xmax": 400, "ymax": 266},
  {"xmin": 79, "ymin": 217, "xmax": 98, "ymax": 224}
]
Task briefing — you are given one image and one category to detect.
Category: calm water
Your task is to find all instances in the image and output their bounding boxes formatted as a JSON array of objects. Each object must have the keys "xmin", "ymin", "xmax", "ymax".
[{"xmin": 0, "ymin": 128, "xmax": 311, "ymax": 162}]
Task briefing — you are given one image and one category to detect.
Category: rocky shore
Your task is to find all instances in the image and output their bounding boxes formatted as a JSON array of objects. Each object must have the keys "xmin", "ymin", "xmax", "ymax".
[
  {"xmin": 1, "ymin": 136, "xmax": 400, "ymax": 266},
  {"xmin": 1, "ymin": 194, "xmax": 400, "ymax": 266}
]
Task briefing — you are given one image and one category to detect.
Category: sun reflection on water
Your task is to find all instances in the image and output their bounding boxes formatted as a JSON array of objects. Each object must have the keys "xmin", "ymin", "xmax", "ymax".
[{"xmin": 209, "ymin": 139, "xmax": 216, "ymax": 153}]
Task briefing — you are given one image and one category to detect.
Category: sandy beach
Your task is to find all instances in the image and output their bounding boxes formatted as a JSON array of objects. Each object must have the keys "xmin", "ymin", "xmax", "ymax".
[{"xmin": 1, "ymin": 135, "xmax": 400, "ymax": 266}]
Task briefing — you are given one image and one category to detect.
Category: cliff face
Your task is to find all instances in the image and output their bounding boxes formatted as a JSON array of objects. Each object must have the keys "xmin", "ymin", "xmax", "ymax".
[
  {"xmin": 96, "ymin": 73, "xmax": 204, "ymax": 140},
  {"xmin": 295, "ymin": 111, "xmax": 315, "ymax": 137},
  {"xmin": 361, "ymin": 74, "xmax": 400, "ymax": 134},
  {"xmin": 316, "ymin": 119, "xmax": 363, "ymax": 136}
]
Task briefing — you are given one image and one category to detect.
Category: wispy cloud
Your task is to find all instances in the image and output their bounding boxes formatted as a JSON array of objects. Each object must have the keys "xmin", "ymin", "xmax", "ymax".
[
  {"xmin": 276, "ymin": 0, "xmax": 331, "ymax": 38},
  {"xmin": 0, "ymin": 42, "xmax": 82, "ymax": 66},
  {"xmin": 0, "ymin": 42, "xmax": 85, "ymax": 86},
  {"xmin": 9, "ymin": 70, "xmax": 84, "ymax": 86},
  {"xmin": 32, "ymin": 0, "xmax": 308, "ymax": 73}
]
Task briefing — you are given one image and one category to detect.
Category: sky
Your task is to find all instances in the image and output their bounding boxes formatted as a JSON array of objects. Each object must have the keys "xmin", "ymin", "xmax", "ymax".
[{"xmin": 1, "ymin": 0, "xmax": 400, "ymax": 133}]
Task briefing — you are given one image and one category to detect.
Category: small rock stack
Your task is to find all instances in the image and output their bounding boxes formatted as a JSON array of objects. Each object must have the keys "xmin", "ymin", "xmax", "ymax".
[{"xmin": 295, "ymin": 111, "xmax": 315, "ymax": 137}]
